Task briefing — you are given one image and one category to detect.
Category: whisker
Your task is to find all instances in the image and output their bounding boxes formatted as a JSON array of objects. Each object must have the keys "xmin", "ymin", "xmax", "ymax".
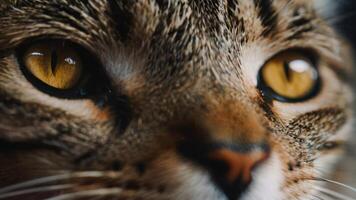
[
  {"xmin": 0, "ymin": 171, "xmax": 120, "ymax": 194},
  {"xmin": 0, "ymin": 184, "xmax": 73, "ymax": 199},
  {"xmin": 313, "ymin": 177, "xmax": 356, "ymax": 193},
  {"xmin": 315, "ymin": 186, "xmax": 356, "ymax": 200},
  {"xmin": 311, "ymin": 194, "xmax": 323, "ymax": 200},
  {"xmin": 45, "ymin": 188, "xmax": 123, "ymax": 200},
  {"xmin": 313, "ymin": 192, "xmax": 335, "ymax": 200}
]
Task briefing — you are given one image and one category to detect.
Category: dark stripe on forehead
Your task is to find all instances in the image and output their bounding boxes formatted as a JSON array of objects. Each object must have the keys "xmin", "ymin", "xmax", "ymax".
[
  {"xmin": 286, "ymin": 6, "xmax": 315, "ymax": 40},
  {"xmin": 189, "ymin": 0, "xmax": 222, "ymax": 34},
  {"xmin": 226, "ymin": 0, "xmax": 239, "ymax": 24},
  {"xmin": 253, "ymin": 0, "xmax": 278, "ymax": 37},
  {"xmin": 225, "ymin": 0, "xmax": 247, "ymax": 43},
  {"xmin": 227, "ymin": 0, "xmax": 238, "ymax": 17},
  {"xmin": 156, "ymin": 0, "xmax": 169, "ymax": 10},
  {"xmin": 107, "ymin": 0, "xmax": 134, "ymax": 41}
]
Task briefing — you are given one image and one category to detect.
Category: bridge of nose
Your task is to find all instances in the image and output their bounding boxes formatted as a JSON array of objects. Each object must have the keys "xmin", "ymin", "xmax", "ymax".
[
  {"xmin": 171, "ymin": 95, "xmax": 270, "ymax": 199},
  {"xmin": 213, "ymin": 99, "xmax": 264, "ymax": 137}
]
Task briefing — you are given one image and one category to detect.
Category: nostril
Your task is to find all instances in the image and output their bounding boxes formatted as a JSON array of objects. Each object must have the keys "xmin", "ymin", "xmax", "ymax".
[
  {"xmin": 178, "ymin": 141, "xmax": 270, "ymax": 200},
  {"xmin": 208, "ymin": 148, "xmax": 270, "ymax": 200}
]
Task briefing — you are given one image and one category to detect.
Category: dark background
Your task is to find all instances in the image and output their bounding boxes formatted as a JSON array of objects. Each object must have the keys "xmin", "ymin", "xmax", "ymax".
[
  {"xmin": 337, "ymin": 1, "xmax": 356, "ymax": 46},
  {"xmin": 330, "ymin": 0, "xmax": 356, "ymax": 196}
]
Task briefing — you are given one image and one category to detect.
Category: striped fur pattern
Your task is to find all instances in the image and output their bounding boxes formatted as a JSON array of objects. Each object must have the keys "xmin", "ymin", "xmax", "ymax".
[{"xmin": 0, "ymin": 0, "xmax": 353, "ymax": 200}]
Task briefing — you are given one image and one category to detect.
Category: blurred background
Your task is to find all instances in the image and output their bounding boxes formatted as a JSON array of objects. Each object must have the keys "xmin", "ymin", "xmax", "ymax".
[
  {"xmin": 326, "ymin": 0, "xmax": 356, "ymax": 198},
  {"xmin": 337, "ymin": 1, "xmax": 356, "ymax": 46}
]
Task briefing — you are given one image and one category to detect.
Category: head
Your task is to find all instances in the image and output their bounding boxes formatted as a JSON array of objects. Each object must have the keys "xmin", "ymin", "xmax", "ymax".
[{"xmin": 0, "ymin": 0, "xmax": 353, "ymax": 200}]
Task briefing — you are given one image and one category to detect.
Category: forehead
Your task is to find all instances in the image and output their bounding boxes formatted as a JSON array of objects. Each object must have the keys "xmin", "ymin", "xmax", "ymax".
[
  {"xmin": 0, "ymin": 0, "xmax": 338, "ymax": 86},
  {"xmin": 1, "ymin": 0, "xmax": 324, "ymax": 45}
]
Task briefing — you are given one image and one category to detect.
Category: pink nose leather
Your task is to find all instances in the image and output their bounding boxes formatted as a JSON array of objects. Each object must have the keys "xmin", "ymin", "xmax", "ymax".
[{"xmin": 209, "ymin": 148, "xmax": 270, "ymax": 184}]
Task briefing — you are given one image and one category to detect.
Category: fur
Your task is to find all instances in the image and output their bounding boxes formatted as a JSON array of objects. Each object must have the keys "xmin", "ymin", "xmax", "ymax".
[{"xmin": 0, "ymin": 0, "xmax": 353, "ymax": 200}]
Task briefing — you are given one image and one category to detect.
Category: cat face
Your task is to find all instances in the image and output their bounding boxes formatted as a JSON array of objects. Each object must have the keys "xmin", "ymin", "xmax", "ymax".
[{"xmin": 0, "ymin": 0, "xmax": 353, "ymax": 200}]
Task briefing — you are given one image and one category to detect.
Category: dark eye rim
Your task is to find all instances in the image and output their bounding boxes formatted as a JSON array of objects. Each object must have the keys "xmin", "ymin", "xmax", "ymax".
[
  {"xmin": 16, "ymin": 39, "xmax": 109, "ymax": 99},
  {"xmin": 257, "ymin": 48, "xmax": 322, "ymax": 103}
]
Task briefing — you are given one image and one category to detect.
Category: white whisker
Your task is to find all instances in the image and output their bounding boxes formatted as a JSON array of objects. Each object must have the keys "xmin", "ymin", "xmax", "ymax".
[
  {"xmin": 315, "ymin": 186, "xmax": 356, "ymax": 200},
  {"xmin": 313, "ymin": 192, "xmax": 335, "ymax": 200},
  {"xmin": 45, "ymin": 188, "xmax": 123, "ymax": 200},
  {"xmin": 316, "ymin": 178, "xmax": 356, "ymax": 193},
  {"xmin": 0, "ymin": 184, "xmax": 73, "ymax": 199},
  {"xmin": 311, "ymin": 194, "xmax": 323, "ymax": 200},
  {"xmin": 0, "ymin": 171, "xmax": 120, "ymax": 194}
]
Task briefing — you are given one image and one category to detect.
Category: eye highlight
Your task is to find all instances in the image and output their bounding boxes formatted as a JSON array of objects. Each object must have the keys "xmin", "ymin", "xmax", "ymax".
[
  {"xmin": 258, "ymin": 50, "xmax": 320, "ymax": 102},
  {"xmin": 24, "ymin": 42, "xmax": 83, "ymax": 90},
  {"xmin": 18, "ymin": 40, "xmax": 109, "ymax": 99}
]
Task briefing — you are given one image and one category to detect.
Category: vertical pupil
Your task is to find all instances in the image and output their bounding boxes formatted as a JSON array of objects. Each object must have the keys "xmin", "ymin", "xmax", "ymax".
[
  {"xmin": 283, "ymin": 61, "xmax": 291, "ymax": 81},
  {"xmin": 51, "ymin": 50, "xmax": 58, "ymax": 75}
]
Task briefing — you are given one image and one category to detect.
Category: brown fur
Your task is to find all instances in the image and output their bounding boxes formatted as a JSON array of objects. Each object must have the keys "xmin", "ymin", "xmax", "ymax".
[{"xmin": 0, "ymin": 0, "xmax": 353, "ymax": 200}]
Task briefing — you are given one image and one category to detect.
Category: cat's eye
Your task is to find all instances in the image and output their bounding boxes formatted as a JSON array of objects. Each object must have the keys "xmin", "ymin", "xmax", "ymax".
[
  {"xmin": 24, "ymin": 42, "xmax": 83, "ymax": 90},
  {"xmin": 18, "ymin": 40, "xmax": 108, "ymax": 99},
  {"xmin": 258, "ymin": 50, "xmax": 320, "ymax": 102}
]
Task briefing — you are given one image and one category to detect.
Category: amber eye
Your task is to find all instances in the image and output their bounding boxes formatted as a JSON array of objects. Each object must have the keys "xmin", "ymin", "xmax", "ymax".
[
  {"xmin": 23, "ymin": 42, "xmax": 83, "ymax": 90},
  {"xmin": 258, "ymin": 50, "xmax": 320, "ymax": 102},
  {"xmin": 18, "ymin": 40, "xmax": 108, "ymax": 99}
]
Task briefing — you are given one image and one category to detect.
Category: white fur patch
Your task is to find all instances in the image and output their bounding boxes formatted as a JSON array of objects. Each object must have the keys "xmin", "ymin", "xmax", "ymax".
[
  {"xmin": 155, "ymin": 152, "xmax": 284, "ymax": 200},
  {"xmin": 169, "ymin": 162, "xmax": 227, "ymax": 200},
  {"xmin": 241, "ymin": 153, "xmax": 284, "ymax": 200}
]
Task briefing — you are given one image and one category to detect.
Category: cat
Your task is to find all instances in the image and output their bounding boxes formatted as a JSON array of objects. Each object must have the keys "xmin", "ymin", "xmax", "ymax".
[{"xmin": 0, "ymin": 0, "xmax": 353, "ymax": 200}]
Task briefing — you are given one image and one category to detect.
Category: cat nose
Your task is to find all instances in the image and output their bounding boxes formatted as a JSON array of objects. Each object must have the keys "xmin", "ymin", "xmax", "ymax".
[
  {"xmin": 171, "ymin": 99, "xmax": 270, "ymax": 199},
  {"xmin": 208, "ymin": 144, "xmax": 270, "ymax": 200},
  {"xmin": 178, "ymin": 141, "xmax": 270, "ymax": 200}
]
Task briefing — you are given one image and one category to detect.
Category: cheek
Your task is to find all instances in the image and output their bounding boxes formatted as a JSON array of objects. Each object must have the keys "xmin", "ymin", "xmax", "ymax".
[
  {"xmin": 314, "ymin": 121, "xmax": 354, "ymax": 175},
  {"xmin": 241, "ymin": 152, "xmax": 285, "ymax": 200},
  {"xmin": 0, "ymin": 149, "xmax": 70, "ymax": 187},
  {"xmin": 314, "ymin": 150, "xmax": 343, "ymax": 176},
  {"xmin": 84, "ymin": 102, "xmax": 112, "ymax": 122}
]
